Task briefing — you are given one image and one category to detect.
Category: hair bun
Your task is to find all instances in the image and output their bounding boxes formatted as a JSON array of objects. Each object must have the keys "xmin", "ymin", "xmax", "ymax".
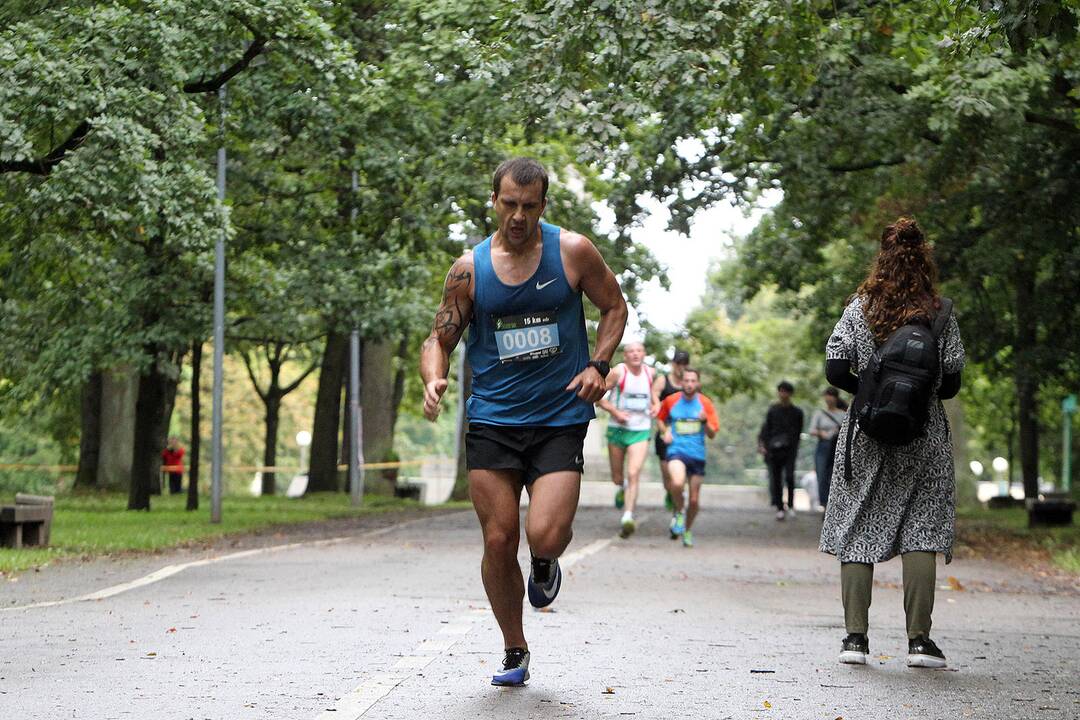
[{"xmin": 893, "ymin": 217, "xmax": 923, "ymax": 246}]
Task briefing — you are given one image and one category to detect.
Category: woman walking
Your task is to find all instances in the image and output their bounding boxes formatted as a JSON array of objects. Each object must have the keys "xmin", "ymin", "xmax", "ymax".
[
  {"xmin": 820, "ymin": 217, "xmax": 964, "ymax": 669},
  {"xmin": 808, "ymin": 387, "xmax": 846, "ymax": 509}
]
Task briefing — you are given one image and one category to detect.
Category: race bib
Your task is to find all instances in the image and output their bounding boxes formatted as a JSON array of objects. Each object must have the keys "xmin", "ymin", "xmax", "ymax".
[
  {"xmin": 494, "ymin": 311, "xmax": 561, "ymax": 362},
  {"xmin": 674, "ymin": 419, "xmax": 702, "ymax": 436},
  {"xmin": 623, "ymin": 392, "xmax": 650, "ymax": 412}
]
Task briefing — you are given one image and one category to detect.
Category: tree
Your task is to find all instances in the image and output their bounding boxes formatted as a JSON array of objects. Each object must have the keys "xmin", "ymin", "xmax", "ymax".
[{"xmin": 517, "ymin": 0, "xmax": 1080, "ymax": 497}]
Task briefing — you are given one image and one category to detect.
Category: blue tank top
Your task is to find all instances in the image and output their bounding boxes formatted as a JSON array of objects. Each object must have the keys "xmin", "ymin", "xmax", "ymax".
[{"xmin": 466, "ymin": 222, "xmax": 595, "ymax": 426}]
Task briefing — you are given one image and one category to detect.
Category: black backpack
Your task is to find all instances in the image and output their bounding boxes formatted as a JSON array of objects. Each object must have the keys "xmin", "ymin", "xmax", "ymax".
[{"xmin": 851, "ymin": 298, "xmax": 953, "ymax": 446}]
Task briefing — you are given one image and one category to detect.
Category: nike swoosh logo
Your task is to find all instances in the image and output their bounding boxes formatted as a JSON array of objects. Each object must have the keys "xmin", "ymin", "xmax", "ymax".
[
  {"xmin": 540, "ymin": 565, "xmax": 560, "ymax": 598},
  {"xmin": 536, "ymin": 278, "xmax": 557, "ymax": 290}
]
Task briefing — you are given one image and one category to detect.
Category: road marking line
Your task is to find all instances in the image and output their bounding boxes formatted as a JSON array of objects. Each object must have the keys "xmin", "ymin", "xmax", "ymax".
[
  {"xmin": 1, "ymin": 514, "xmax": 468, "ymax": 613},
  {"xmin": 560, "ymin": 536, "xmax": 614, "ymax": 568},
  {"xmin": 316, "ymin": 528, "xmax": 623, "ymax": 719}
]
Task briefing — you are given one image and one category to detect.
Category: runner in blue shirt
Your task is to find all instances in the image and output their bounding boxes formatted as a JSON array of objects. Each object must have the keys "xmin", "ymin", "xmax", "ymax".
[
  {"xmin": 419, "ymin": 158, "xmax": 627, "ymax": 686},
  {"xmin": 656, "ymin": 368, "xmax": 719, "ymax": 547}
]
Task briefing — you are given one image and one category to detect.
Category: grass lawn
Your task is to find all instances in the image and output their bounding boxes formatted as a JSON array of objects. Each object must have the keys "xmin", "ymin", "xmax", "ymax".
[
  {"xmin": 0, "ymin": 491, "xmax": 443, "ymax": 575},
  {"xmin": 955, "ymin": 505, "xmax": 1080, "ymax": 575}
]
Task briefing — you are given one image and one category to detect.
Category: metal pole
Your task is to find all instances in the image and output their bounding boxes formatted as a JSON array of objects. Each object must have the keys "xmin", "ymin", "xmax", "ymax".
[
  {"xmin": 210, "ymin": 84, "xmax": 226, "ymax": 524},
  {"xmin": 349, "ymin": 330, "xmax": 362, "ymax": 505},
  {"xmin": 1064, "ymin": 395, "xmax": 1076, "ymax": 493},
  {"xmin": 349, "ymin": 170, "xmax": 364, "ymax": 505}
]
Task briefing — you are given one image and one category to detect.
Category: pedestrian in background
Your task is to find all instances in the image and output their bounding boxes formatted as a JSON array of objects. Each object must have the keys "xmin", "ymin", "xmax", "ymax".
[
  {"xmin": 820, "ymin": 217, "xmax": 964, "ymax": 669},
  {"xmin": 758, "ymin": 381, "xmax": 804, "ymax": 520},
  {"xmin": 808, "ymin": 387, "xmax": 846, "ymax": 509},
  {"xmin": 162, "ymin": 436, "xmax": 185, "ymax": 495}
]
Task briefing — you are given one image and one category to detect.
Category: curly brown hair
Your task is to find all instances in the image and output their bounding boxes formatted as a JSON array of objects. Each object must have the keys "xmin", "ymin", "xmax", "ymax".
[{"xmin": 855, "ymin": 217, "xmax": 941, "ymax": 343}]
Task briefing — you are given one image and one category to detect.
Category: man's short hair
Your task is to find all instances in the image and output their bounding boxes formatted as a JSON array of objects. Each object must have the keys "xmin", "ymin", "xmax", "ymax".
[
  {"xmin": 683, "ymin": 367, "xmax": 700, "ymax": 379},
  {"xmin": 777, "ymin": 380, "xmax": 794, "ymax": 393},
  {"xmin": 493, "ymin": 157, "xmax": 548, "ymax": 199}
]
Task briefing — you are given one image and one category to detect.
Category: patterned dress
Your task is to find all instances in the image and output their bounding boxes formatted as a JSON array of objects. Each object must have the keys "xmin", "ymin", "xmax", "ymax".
[{"xmin": 819, "ymin": 296, "xmax": 966, "ymax": 564}]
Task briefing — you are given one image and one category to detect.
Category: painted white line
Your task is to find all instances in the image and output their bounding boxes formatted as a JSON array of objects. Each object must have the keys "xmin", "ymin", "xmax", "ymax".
[
  {"xmin": 316, "ymin": 525, "xmax": 627, "ymax": 720},
  {"xmin": 560, "ymin": 536, "xmax": 614, "ymax": 569},
  {"xmin": 316, "ymin": 672, "xmax": 410, "ymax": 720},
  {"xmin": 1, "ymin": 514, "xmax": 464, "ymax": 612}
]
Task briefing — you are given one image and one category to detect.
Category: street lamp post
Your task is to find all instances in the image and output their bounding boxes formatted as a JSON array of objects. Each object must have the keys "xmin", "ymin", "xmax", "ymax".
[{"xmin": 210, "ymin": 83, "xmax": 227, "ymax": 524}]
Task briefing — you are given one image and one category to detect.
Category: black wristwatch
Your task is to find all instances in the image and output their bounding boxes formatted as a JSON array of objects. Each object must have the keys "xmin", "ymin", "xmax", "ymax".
[{"xmin": 586, "ymin": 360, "xmax": 610, "ymax": 377}]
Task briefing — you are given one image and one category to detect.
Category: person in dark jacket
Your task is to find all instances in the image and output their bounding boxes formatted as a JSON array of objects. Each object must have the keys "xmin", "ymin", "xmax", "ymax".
[{"xmin": 758, "ymin": 381, "xmax": 804, "ymax": 520}]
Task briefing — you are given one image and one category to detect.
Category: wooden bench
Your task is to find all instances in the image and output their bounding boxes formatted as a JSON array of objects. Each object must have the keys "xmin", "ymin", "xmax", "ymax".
[{"xmin": 0, "ymin": 493, "xmax": 55, "ymax": 549}]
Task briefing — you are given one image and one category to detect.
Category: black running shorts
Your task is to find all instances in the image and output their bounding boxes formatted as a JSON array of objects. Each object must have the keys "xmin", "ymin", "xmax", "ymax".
[
  {"xmin": 466, "ymin": 423, "xmax": 588, "ymax": 484},
  {"xmin": 655, "ymin": 432, "xmax": 670, "ymax": 460}
]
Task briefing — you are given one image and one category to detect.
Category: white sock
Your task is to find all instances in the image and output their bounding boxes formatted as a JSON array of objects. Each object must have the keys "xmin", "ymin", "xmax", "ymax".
[{"xmin": 621, "ymin": 511, "xmax": 633, "ymax": 523}]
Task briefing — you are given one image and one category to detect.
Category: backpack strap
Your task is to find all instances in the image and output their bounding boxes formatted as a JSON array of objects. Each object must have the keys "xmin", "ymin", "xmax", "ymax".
[
  {"xmin": 931, "ymin": 297, "xmax": 953, "ymax": 341},
  {"xmin": 844, "ymin": 409, "xmax": 855, "ymax": 485}
]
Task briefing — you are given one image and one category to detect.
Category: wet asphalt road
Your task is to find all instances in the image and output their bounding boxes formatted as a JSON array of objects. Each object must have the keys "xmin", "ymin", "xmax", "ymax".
[{"xmin": 2, "ymin": 501, "xmax": 1078, "ymax": 719}]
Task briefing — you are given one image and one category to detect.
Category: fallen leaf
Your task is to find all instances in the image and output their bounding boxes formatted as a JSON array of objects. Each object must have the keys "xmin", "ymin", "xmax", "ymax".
[
  {"xmin": 166, "ymin": 628, "xmax": 177, "ymax": 634},
  {"xmin": 603, "ymin": 687, "xmax": 615, "ymax": 695},
  {"xmin": 947, "ymin": 576, "xmax": 965, "ymax": 592},
  {"xmin": 763, "ymin": 700, "xmax": 772, "ymax": 709},
  {"xmin": 146, "ymin": 652, "xmax": 156, "ymax": 657}
]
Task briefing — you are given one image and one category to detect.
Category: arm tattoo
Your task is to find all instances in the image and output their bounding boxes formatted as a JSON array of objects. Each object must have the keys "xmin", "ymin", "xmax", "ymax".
[{"xmin": 432, "ymin": 266, "xmax": 472, "ymax": 340}]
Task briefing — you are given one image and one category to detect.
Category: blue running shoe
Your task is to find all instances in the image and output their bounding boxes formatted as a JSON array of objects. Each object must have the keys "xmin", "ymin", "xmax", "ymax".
[
  {"xmin": 527, "ymin": 556, "xmax": 562, "ymax": 608},
  {"xmin": 491, "ymin": 647, "xmax": 530, "ymax": 686},
  {"xmin": 672, "ymin": 512, "xmax": 686, "ymax": 537}
]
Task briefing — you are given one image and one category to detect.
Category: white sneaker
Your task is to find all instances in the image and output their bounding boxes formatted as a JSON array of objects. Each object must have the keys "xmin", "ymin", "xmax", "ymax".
[
  {"xmin": 775, "ymin": 510, "xmax": 786, "ymax": 521},
  {"xmin": 787, "ymin": 507, "xmax": 797, "ymax": 518}
]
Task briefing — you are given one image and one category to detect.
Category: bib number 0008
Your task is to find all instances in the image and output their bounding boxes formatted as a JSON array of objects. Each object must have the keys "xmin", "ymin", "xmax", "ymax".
[
  {"xmin": 501, "ymin": 326, "xmax": 553, "ymax": 352},
  {"xmin": 493, "ymin": 311, "xmax": 561, "ymax": 362}
]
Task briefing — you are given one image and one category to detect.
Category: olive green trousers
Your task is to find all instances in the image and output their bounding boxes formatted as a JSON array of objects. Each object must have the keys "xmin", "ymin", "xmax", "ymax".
[{"xmin": 840, "ymin": 551, "xmax": 936, "ymax": 639}]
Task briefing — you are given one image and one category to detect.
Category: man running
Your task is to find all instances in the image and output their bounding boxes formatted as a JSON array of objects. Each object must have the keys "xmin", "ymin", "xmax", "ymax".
[
  {"xmin": 420, "ymin": 157, "xmax": 627, "ymax": 687},
  {"xmin": 651, "ymin": 349, "xmax": 690, "ymax": 514},
  {"xmin": 596, "ymin": 341, "xmax": 654, "ymax": 538},
  {"xmin": 656, "ymin": 368, "xmax": 718, "ymax": 547}
]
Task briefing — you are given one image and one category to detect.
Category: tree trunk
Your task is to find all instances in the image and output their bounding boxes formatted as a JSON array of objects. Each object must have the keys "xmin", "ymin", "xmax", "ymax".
[
  {"xmin": 75, "ymin": 371, "xmax": 103, "ymax": 488},
  {"xmin": 151, "ymin": 355, "xmax": 182, "ymax": 496},
  {"xmin": 309, "ymin": 331, "xmax": 347, "ymax": 492},
  {"xmin": 451, "ymin": 354, "xmax": 472, "ymax": 501},
  {"xmin": 1014, "ymin": 267, "xmax": 1040, "ymax": 499},
  {"xmin": 262, "ymin": 394, "xmax": 281, "ymax": 495},
  {"xmin": 187, "ymin": 341, "xmax": 201, "ymax": 511},
  {"xmin": 97, "ymin": 367, "xmax": 138, "ymax": 488},
  {"xmin": 129, "ymin": 353, "xmax": 169, "ymax": 510},
  {"xmin": 390, "ymin": 334, "xmax": 410, "ymax": 437},
  {"xmin": 362, "ymin": 338, "xmax": 397, "ymax": 494},
  {"xmin": 1016, "ymin": 374, "xmax": 1040, "ymax": 499}
]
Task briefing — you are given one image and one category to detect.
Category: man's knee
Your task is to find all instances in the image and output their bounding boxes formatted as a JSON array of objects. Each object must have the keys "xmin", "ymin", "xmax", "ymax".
[
  {"xmin": 527, "ymin": 521, "xmax": 572, "ymax": 559},
  {"xmin": 483, "ymin": 527, "xmax": 518, "ymax": 559}
]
